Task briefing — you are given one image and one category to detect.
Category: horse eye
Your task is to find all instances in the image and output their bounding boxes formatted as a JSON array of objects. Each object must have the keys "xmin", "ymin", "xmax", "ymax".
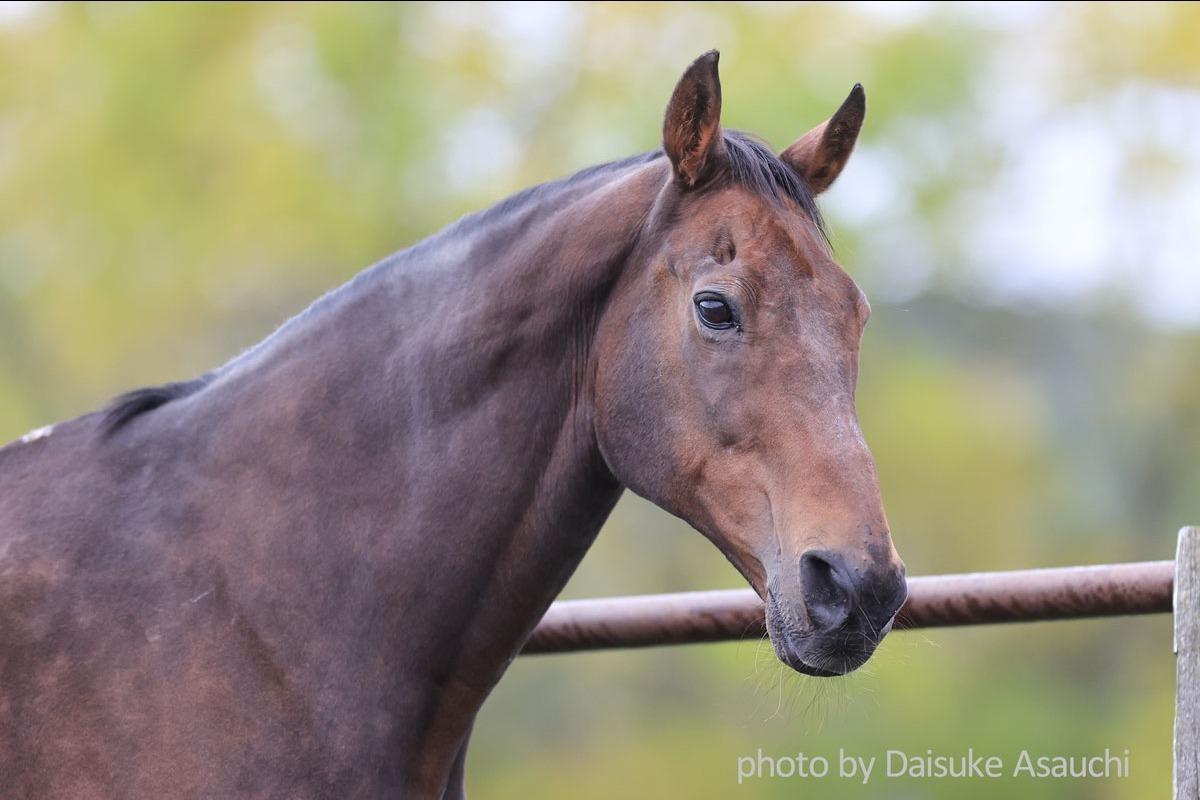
[{"xmin": 695, "ymin": 294, "xmax": 735, "ymax": 329}]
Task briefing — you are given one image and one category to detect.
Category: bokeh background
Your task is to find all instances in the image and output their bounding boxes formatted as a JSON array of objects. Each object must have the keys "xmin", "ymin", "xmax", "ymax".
[{"xmin": 2, "ymin": 2, "xmax": 1198, "ymax": 797}]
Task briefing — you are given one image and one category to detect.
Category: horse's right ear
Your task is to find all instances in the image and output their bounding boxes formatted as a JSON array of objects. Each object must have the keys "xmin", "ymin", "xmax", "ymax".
[
  {"xmin": 663, "ymin": 50, "xmax": 726, "ymax": 189},
  {"xmin": 779, "ymin": 84, "xmax": 865, "ymax": 195}
]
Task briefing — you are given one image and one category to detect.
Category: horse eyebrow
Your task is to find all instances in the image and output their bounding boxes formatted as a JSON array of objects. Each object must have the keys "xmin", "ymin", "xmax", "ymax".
[{"xmin": 712, "ymin": 229, "xmax": 736, "ymax": 264}]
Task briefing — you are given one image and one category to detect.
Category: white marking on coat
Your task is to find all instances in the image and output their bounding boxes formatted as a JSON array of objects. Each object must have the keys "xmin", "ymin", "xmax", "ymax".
[{"xmin": 19, "ymin": 424, "xmax": 54, "ymax": 444}]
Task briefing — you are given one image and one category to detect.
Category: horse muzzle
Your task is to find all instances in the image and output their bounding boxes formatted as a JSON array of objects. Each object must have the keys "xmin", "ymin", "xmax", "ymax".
[{"xmin": 765, "ymin": 549, "xmax": 907, "ymax": 676}]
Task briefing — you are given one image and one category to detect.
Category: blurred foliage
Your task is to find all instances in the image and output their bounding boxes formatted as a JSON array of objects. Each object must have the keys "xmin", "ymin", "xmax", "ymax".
[{"xmin": 1, "ymin": 2, "xmax": 1198, "ymax": 798}]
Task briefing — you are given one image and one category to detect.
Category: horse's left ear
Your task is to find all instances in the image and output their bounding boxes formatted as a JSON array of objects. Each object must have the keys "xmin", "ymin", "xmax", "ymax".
[{"xmin": 779, "ymin": 84, "xmax": 866, "ymax": 195}]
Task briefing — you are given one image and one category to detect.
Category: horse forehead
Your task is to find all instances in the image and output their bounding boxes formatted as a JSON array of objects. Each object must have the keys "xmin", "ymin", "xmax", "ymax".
[
  {"xmin": 751, "ymin": 243, "xmax": 863, "ymax": 334},
  {"xmin": 673, "ymin": 190, "xmax": 845, "ymax": 293},
  {"xmin": 724, "ymin": 199, "xmax": 828, "ymax": 272},
  {"xmin": 735, "ymin": 221, "xmax": 850, "ymax": 305}
]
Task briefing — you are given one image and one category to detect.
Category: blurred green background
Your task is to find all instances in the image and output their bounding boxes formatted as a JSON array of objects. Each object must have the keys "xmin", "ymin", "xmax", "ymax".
[{"xmin": 2, "ymin": 2, "xmax": 1198, "ymax": 797}]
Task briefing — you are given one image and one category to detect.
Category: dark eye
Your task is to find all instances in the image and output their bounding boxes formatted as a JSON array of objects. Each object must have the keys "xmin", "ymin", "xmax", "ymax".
[{"xmin": 694, "ymin": 293, "xmax": 736, "ymax": 330}]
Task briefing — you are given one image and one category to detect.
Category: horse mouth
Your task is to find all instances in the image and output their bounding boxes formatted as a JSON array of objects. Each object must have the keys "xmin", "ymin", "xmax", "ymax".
[
  {"xmin": 770, "ymin": 633, "xmax": 861, "ymax": 677},
  {"xmin": 764, "ymin": 593, "xmax": 876, "ymax": 677},
  {"xmin": 783, "ymin": 654, "xmax": 846, "ymax": 678}
]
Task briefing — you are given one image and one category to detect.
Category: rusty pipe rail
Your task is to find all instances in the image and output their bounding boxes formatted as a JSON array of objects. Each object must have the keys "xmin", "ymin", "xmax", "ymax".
[{"xmin": 523, "ymin": 560, "xmax": 1175, "ymax": 654}]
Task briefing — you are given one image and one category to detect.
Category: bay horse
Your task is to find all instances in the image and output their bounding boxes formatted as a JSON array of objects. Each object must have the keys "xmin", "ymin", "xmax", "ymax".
[{"xmin": 0, "ymin": 52, "xmax": 906, "ymax": 798}]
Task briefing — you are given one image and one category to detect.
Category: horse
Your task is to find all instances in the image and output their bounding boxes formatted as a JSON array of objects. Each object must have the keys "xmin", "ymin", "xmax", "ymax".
[{"xmin": 0, "ymin": 51, "xmax": 906, "ymax": 798}]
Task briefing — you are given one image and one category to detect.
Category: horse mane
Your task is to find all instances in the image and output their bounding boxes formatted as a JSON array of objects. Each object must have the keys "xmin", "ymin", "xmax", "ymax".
[
  {"xmin": 96, "ymin": 131, "xmax": 825, "ymax": 437},
  {"xmin": 471, "ymin": 130, "xmax": 826, "ymax": 241},
  {"xmin": 100, "ymin": 376, "xmax": 212, "ymax": 435},
  {"xmin": 720, "ymin": 130, "xmax": 828, "ymax": 243}
]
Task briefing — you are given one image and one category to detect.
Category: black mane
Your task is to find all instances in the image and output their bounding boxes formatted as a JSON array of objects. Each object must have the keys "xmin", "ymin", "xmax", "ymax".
[
  {"xmin": 101, "ymin": 377, "xmax": 211, "ymax": 435},
  {"xmin": 470, "ymin": 130, "xmax": 826, "ymax": 240}
]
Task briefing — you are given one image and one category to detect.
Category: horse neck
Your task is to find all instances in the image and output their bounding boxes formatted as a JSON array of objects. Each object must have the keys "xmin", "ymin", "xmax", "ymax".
[
  {"xmin": 400, "ymin": 157, "xmax": 666, "ymax": 603},
  {"xmin": 210, "ymin": 155, "xmax": 665, "ymax": 658},
  {"xmin": 171, "ymin": 156, "xmax": 670, "ymax": 788}
]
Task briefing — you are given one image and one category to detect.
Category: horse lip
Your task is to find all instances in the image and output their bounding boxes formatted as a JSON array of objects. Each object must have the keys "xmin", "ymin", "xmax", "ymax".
[
  {"xmin": 801, "ymin": 663, "xmax": 845, "ymax": 678},
  {"xmin": 765, "ymin": 591, "xmax": 877, "ymax": 677},
  {"xmin": 772, "ymin": 633, "xmax": 852, "ymax": 677},
  {"xmin": 764, "ymin": 594, "xmax": 846, "ymax": 676}
]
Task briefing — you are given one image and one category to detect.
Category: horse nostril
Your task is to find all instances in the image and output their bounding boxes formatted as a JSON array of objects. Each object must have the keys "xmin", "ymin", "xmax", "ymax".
[{"xmin": 799, "ymin": 551, "xmax": 854, "ymax": 631}]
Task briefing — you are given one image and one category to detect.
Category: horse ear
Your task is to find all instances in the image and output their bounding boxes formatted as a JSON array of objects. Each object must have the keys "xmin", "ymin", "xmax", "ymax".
[
  {"xmin": 780, "ymin": 84, "xmax": 865, "ymax": 195},
  {"xmin": 663, "ymin": 50, "xmax": 726, "ymax": 189}
]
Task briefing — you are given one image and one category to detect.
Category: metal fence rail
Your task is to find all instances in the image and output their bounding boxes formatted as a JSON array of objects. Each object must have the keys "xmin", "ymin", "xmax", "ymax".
[
  {"xmin": 522, "ymin": 527, "xmax": 1198, "ymax": 800},
  {"xmin": 524, "ymin": 560, "xmax": 1174, "ymax": 654}
]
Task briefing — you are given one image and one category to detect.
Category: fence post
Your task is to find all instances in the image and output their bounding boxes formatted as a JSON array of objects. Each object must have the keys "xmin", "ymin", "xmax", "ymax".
[{"xmin": 1176, "ymin": 526, "xmax": 1199, "ymax": 800}]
